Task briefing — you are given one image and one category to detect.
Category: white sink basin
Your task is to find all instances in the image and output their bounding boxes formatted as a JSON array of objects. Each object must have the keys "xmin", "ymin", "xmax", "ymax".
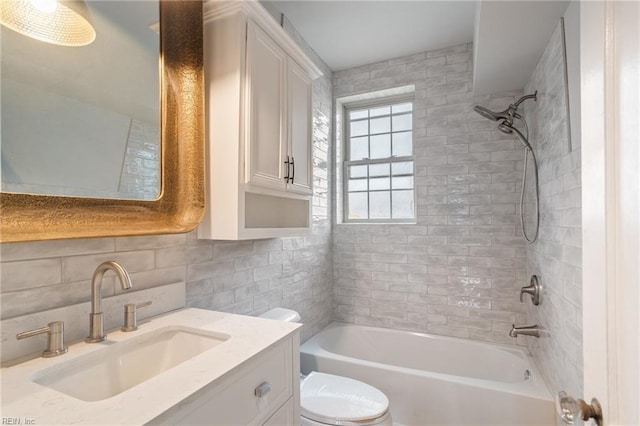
[{"xmin": 31, "ymin": 326, "xmax": 230, "ymax": 401}]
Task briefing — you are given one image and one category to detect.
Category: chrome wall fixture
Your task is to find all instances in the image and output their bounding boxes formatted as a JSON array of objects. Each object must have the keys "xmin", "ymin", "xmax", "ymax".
[
  {"xmin": 473, "ymin": 93, "xmax": 540, "ymax": 244},
  {"xmin": 520, "ymin": 275, "xmax": 542, "ymax": 305},
  {"xmin": 509, "ymin": 324, "xmax": 542, "ymax": 338}
]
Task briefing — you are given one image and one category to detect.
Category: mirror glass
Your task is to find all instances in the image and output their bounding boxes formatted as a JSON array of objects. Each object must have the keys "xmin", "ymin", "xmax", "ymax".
[{"xmin": 1, "ymin": 1, "xmax": 160, "ymax": 200}]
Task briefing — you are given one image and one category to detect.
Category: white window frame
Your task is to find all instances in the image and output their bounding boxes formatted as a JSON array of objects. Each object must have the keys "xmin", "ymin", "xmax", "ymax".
[{"xmin": 342, "ymin": 94, "xmax": 416, "ymax": 224}]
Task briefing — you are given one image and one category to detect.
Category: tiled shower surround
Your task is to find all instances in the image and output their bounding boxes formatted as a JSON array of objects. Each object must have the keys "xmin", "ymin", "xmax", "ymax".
[
  {"xmin": 524, "ymin": 23, "xmax": 583, "ymax": 399},
  {"xmin": 332, "ymin": 43, "xmax": 531, "ymax": 345},
  {"xmin": 0, "ymin": 17, "xmax": 333, "ymax": 343}
]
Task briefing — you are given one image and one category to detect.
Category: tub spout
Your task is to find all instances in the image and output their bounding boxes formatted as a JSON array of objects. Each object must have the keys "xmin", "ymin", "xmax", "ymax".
[{"xmin": 509, "ymin": 324, "xmax": 541, "ymax": 338}]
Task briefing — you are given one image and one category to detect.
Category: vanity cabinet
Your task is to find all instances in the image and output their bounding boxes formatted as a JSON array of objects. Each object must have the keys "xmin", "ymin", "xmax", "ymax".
[
  {"xmin": 152, "ymin": 334, "xmax": 301, "ymax": 426},
  {"xmin": 1, "ymin": 308, "xmax": 301, "ymax": 426},
  {"xmin": 199, "ymin": 1, "xmax": 321, "ymax": 241}
]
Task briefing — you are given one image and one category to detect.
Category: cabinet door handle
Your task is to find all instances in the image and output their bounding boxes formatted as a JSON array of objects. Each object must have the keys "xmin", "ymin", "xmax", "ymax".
[
  {"xmin": 289, "ymin": 157, "xmax": 295, "ymax": 183},
  {"xmin": 254, "ymin": 381, "xmax": 272, "ymax": 398},
  {"xmin": 284, "ymin": 156, "xmax": 290, "ymax": 182}
]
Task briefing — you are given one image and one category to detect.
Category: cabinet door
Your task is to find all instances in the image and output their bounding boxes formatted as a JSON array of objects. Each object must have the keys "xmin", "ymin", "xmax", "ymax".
[
  {"xmin": 286, "ymin": 58, "xmax": 313, "ymax": 195},
  {"xmin": 246, "ymin": 21, "xmax": 287, "ymax": 191}
]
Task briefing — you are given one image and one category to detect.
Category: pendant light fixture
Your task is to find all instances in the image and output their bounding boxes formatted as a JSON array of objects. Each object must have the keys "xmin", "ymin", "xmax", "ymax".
[{"xmin": 0, "ymin": 0, "xmax": 96, "ymax": 47}]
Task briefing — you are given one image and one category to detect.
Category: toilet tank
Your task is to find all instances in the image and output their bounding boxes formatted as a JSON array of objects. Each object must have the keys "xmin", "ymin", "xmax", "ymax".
[{"xmin": 259, "ymin": 308, "xmax": 301, "ymax": 322}]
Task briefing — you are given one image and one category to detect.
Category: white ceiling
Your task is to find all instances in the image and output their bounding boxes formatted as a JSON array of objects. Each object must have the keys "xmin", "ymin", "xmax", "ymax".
[
  {"xmin": 263, "ymin": 0, "xmax": 571, "ymax": 94},
  {"xmin": 265, "ymin": 1, "xmax": 476, "ymax": 72}
]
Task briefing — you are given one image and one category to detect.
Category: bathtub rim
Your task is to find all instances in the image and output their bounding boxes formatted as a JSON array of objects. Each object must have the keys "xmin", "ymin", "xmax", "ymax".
[{"xmin": 300, "ymin": 321, "xmax": 553, "ymax": 402}]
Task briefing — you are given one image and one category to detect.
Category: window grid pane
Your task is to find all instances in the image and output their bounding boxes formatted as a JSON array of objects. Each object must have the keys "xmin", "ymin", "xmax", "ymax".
[
  {"xmin": 350, "ymin": 136, "xmax": 369, "ymax": 160},
  {"xmin": 369, "ymin": 191, "xmax": 391, "ymax": 219},
  {"xmin": 392, "ymin": 131, "xmax": 412, "ymax": 156},
  {"xmin": 392, "ymin": 190, "xmax": 414, "ymax": 219},
  {"xmin": 370, "ymin": 134, "xmax": 391, "ymax": 159},
  {"xmin": 350, "ymin": 110, "xmax": 368, "ymax": 120}
]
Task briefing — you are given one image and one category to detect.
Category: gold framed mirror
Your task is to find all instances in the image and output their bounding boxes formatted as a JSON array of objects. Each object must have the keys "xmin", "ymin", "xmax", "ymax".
[{"xmin": 0, "ymin": 0, "xmax": 204, "ymax": 243}]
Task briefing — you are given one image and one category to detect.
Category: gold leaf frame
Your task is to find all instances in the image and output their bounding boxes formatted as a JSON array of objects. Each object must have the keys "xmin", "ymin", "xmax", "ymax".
[{"xmin": 0, "ymin": 1, "xmax": 205, "ymax": 243}]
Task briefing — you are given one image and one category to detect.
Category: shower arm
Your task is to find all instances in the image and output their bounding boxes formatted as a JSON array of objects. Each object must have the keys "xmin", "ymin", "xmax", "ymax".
[
  {"xmin": 504, "ymin": 92, "xmax": 537, "ymax": 123},
  {"xmin": 513, "ymin": 91, "xmax": 538, "ymax": 108}
]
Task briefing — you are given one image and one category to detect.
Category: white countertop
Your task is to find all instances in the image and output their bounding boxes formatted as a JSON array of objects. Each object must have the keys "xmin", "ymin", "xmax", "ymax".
[{"xmin": 1, "ymin": 308, "xmax": 300, "ymax": 425}]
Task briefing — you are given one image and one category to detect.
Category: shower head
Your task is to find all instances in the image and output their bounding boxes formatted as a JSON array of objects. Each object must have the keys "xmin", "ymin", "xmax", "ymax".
[
  {"xmin": 474, "ymin": 91, "xmax": 538, "ymax": 151},
  {"xmin": 498, "ymin": 121, "xmax": 533, "ymax": 151},
  {"xmin": 473, "ymin": 91, "xmax": 537, "ymax": 124},
  {"xmin": 473, "ymin": 105, "xmax": 510, "ymax": 122}
]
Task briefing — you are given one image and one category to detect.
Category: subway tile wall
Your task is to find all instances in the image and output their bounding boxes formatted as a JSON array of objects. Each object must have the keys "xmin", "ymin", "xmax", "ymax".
[
  {"xmin": 332, "ymin": 43, "xmax": 531, "ymax": 345},
  {"xmin": 524, "ymin": 23, "xmax": 583, "ymax": 398},
  {"xmin": 0, "ymin": 16, "xmax": 334, "ymax": 344}
]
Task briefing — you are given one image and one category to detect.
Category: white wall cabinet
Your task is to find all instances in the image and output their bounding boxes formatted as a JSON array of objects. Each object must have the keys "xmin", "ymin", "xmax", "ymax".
[{"xmin": 199, "ymin": 1, "xmax": 321, "ymax": 241}]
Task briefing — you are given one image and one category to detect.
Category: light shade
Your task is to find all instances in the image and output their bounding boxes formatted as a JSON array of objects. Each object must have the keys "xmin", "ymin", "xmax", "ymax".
[{"xmin": 0, "ymin": 0, "xmax": 96, "ymax": 47}]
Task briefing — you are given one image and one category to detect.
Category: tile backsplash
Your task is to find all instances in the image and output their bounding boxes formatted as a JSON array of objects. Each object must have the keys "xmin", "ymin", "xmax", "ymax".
[
  {"xmin": 0, "ymin": 227, "xmax": 332, "ymax": 344},
  {"xmin": 332, "ymin": 43, "xmax": 530, "ymax": 345}
]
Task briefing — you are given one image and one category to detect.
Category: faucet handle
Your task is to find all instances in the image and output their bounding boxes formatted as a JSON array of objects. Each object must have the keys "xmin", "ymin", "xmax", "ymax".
[
  {"xmin": 121, "ymin": 301, "xmax": 152, "ymax": 332},
  {"xmin": 17, "ymin": 321, "xmax": 68, "ymax": 358},
  {"xmin": 519, "ymin": 275, "xmax": 542, "ymax": 305}
]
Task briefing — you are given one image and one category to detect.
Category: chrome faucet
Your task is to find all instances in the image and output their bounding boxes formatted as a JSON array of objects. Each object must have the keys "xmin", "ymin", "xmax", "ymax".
[
  {"xmin": 86, "ymin": 261, "xmax": 132, "ymax": 343},
  {"xmin": 509, "ymin": 324, "xmax": 542, "ymax": 338}
]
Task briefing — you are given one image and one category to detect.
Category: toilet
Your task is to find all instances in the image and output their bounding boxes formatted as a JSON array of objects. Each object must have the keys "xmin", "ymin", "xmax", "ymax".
[{"xmin": 259, "ymin": 308, "xmax": 393, "ymax": 426}]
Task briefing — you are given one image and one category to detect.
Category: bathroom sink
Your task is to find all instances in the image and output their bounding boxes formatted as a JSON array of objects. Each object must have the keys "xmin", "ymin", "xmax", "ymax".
[{"xmin": 31, "ymin": 326, "xmax": 230, "ymax": 402}]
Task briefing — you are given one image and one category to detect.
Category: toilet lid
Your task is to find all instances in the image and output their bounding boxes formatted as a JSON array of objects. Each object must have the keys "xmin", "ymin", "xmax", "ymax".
[{"xmin": 300, "ymin": 372, "xmax": 389, "ymax": 424}]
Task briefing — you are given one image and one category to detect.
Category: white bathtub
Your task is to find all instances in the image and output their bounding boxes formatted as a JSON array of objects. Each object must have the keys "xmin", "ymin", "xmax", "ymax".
[{"xmin": 300, "ymin": 322, "xmax": 554, "ymax": 426}]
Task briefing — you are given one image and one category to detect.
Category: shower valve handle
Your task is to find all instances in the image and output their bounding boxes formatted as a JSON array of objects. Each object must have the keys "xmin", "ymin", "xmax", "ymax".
[{"xmin": 519, "ymin": 275, "xmax": 542, "ymax": 305}]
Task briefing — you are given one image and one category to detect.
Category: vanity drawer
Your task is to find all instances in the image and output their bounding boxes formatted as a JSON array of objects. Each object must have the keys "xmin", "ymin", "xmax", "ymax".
[
  {"xmin": 158, "ymin": 337, "xmax": 293, "ymax": 425},
  {"xmin": 263, "ymin": 398, "xmax": 294, "ymax": 426},
  {"xmin": 212, "ymin": 338, "xmax": 293, "ymax": 425}
]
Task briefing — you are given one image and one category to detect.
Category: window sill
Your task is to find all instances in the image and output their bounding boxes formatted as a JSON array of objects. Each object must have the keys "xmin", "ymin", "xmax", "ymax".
[{"xmin": 337, "ymin": 221, "xmax": 417, "ymax": 226}]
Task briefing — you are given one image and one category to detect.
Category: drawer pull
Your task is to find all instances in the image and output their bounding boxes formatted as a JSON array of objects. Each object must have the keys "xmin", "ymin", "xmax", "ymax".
[{"xmin": 254, "ymin": 381, "xmax": 272, "ymax": 398}]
